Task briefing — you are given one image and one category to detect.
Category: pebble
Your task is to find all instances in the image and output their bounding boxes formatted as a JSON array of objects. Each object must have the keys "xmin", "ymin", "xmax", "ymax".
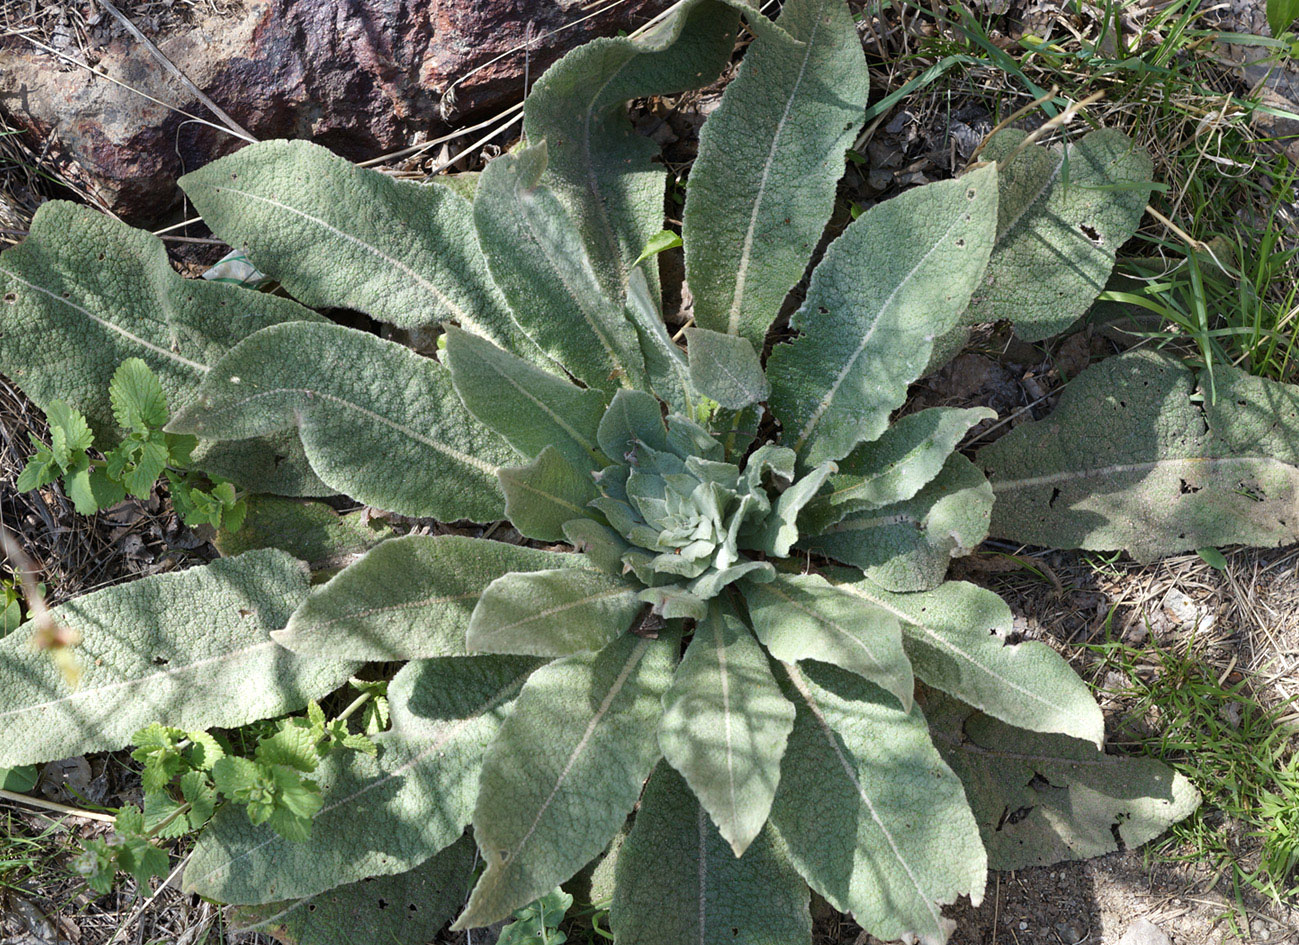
[{"xmin": 1116, "ymin": 917, "xmax": 1172, "ymax": 945}]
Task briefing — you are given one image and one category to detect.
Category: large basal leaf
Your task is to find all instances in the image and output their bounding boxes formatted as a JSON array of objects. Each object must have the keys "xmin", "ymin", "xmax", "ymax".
[
  {"xmin": 499, "ymin": 446, "xmax": 601, "ymax": 542},
  {"xmin": 473, "ymin": 145, "xmax": 648, "ymax": 395},
  {"xmin": 214, "ymin": 495, "xmax": 394, "ymax": 570},
  {"xmin": 454, "ymin": 631, "xmax": 678, "ymax": 929},
  {"xmin": 979, "ymin": 349, "xmax": 1299, "ymax": 560},
  {"xmin": 0, "ymin": 201, "xmax": 328, "ymax": 495},
  {"xmin": 927, "ymin": 691, "xmax": 1199, "ymax": 870},
  {"xmin": 685, "ymin": 328, "xmax": 770, "ymax": 410},
  {"xmin": 179, "ymin": 139, "xmax": 538, "ymax": 357},
  {"xmin": 827, "ymin": 573, "xmax": 1103, "ymax": 746},
  {"xmin": 767, "ymin": 166, "xmax": 997, "ymax": 467},
  {"xmin": 443, "ymin": 325, "xmax": 607, "ymax": 474},
  {"xmin": 685, "ymin": 0, "xmax": 867, "ymax": 347},
  {"xmin": 743, "ymin": 572, "xmax": 913, "ymax": 711},
  {"xmin": 625, "ymin": 268, "xmax": 696, "ymax": 416},
  {"xmin": 963, "ymin": 128, "xmax": 1153, "ymax": 343},
  {"xmin": 168, "ymin": 321, "xmax": 517, "ymax": 522},
  {"xmin": 801, "ymin": 406, "xmax": 996, "ymax": 533},
  {"xmin": 658, "ymin": 603, "xmax": 795, "ymax": 856},
  {"xmin": 274, "ymin": 536, "xmax": 583, "ymax": 661},
  {"xmin": 0, "ymin": 550, "xmax": 351, "ymax": 767},
  {"xmin": 192, "ymin": 435, "xmax": 332, "ymax": 497},
  {"xmin": 467, "ymin": 568, "xmax": 644, "ymax": 657},
  {"xmin": 771, "ymin": 662, "xmax": 986, "ymax": 945},
  {"xmin": 228, "ymin": 833, "xmax": 476, "ymax": 945},
  {"xmin": 185, "ymin": 655, "xmax": 539, "ymax": 904},
  {"xmin": 802, "ymin": 453, "xmax": 993, "ymax": 592},
  {"xmin": 610, "ymin": 762, "xmax": 811, "ymax": 945},
  {"xmin": 522, "ymin": 0, "xmax": 767, "ymax": 301}
]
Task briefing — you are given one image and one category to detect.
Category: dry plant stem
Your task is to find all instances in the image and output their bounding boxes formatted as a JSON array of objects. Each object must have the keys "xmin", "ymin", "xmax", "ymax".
[
  {"xmin": 965, "ymin": 86, "xmax": 1061, "ymax": 165},
  {"xmin": 104, "ymin": 852, "xmax": 194, "ymax": 945},
  {"xmin": 0, "ymin": 787, "xmax": 116, "ymax": 823},
  {"xmin": 0, "ymin": 525, "xmax": 75, "ymax": 651}
]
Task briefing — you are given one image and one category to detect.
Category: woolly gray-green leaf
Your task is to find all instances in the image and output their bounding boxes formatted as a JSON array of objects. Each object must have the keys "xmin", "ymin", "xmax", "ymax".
[
  {"xmin": 744, "ymin": 572, "xmax": 913, "ymax": 711},
  {"xmin": 751, "ymin": 460, "xmax": 836, "ymax": 557},
  {"xmin": 598, "ymin": 389, "xmax": 672, "ymax": 459},
  {"xmin": 455, "ymin": 631, "xmax": 677, "ymax": 929},
  {"xmin": 685, "ymin": 328, "xmax": 770, "ymax": 410},
  {"xmin": 927, "ymin": 692, "xmax": 1198, "ymax": 870},
  {"xmin": 467, "ymin": 568, "xmax": 644, "ymax": 657},
  {"xmin": 500, "ymin": 447, "xmax": 601, "ymax": 542},
  {"xmin": 685, "ymin": 0, "xmax": 867, "ymax": 347},
  {"xmin": 772, "ymin": 662, "xmax": 985, "ymax": 945},
  {"xmin": 0, "ymin": 201, "xmax": 328, "ymax": 495},
  {"xmin": 803, "ymin": 453, "xmax": 992, "ymax": 592},
  {"xmin": 611, "ymin": 762, "xmax": 811, "ymax": 945},
  {"xmin": 979, "ymin": 349, "xmax": 1299, "ymax": 560},
  {"xmin": 0, "ymin": 550, "xmax": 351, "ymax": 767},
  {"xmin": 767, "ymin": 166, "xmax": 997, "ymax": 467},
  {"xmin": 214, "ymin": 496, "xmax": 393, "ymax": 570},
  {"xmin": 624, "ymin": 269, "xmax": 696, "ymax": 416},
  {"xmin": 658, "ymin": 603, "xmax": 795, "ymax": 856},
  {"xmin": 444, "ymin": 325, "xmax": 607, "ymax": 474},
  {"xmin": 964, "ymin": 128, "xmax": 1153, "ymax": 342},
  {"xmin": 179, "ymin": 140, "xmax": 537, "ymax": 355},
  {"xmin": 827, "ymin": 574, "xmax": 1104, "ymax": 746},
  {"xmin": 275, "ymin": 536, "xmax": 584, "ymax": 661},
  {"xmin": 523, "ymin": 1, "xmax": 768, "ymax": 300},
  {"xmin": 474, "ymin": 144, "xmax": 647, "ymax": 395},
  {"xmin": 802, "ymin": 406, "xmax": 996, "ymax": 532},
  {"xmin": 168, "ymin": 322, "xmax": 515, "ymax": 522},
  {"xmin": 228, "ymin": 834, "xmax": 476, "ymax": 944},
  {"xmin": 185, "ymin": 656, "xmax": 539, "ymax": 903}
]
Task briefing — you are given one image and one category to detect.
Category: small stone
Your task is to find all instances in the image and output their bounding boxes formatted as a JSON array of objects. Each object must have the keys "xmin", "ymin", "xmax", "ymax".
[
  {"xmin": 1117, "ymin": 918, "xmax": 1172, "ymax": 945},
  {"xmin": 1018, "ymin": 921, "xmax": 1028, "ymax": 930}
]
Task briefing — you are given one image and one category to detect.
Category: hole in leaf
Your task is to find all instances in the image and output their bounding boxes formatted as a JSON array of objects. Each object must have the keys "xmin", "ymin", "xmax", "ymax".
[
  {"xmin": 1048, "ymin": 487, "xmax": 1061, "ymax": 508},
  {"xmin": 955, "ymin": 238, "xmax": 965, "ymax": 248},
  {"xmin": 2, "ymin": 293, "xmax": 14, "ymax": 303},
  {"xmin": 409, "ymin": 903, "xmax": 418, "ymax": 912},
  {"xmin": 153, "ymin": 656, "xmax": 169, "ymax": 666},
  {"xmin": 377, "ymin": 897, "xmax": 389, "ymax": 909},
  {"xmin": 308, "ymin": 904, "xmax": 316, "ymax": 913},
  {"xmin": 1079, "ymin": 223, "xmax": 1102, "ymax": 243},
  {"xmin": 966, "ymin": 188, "xmax": 976, "ymax": 199},
  {"xmin": 1179, "ymin": 479, "xmax": 1201, "ymax": 495}
]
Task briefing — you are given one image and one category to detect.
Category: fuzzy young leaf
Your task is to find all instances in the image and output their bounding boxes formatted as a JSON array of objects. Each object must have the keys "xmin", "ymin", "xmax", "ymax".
[
  {"xmin": 744, "ymin": 572, "xmax": 914, "ymax": 711},
  {"xmin": 473, "ymin": 144, "xmax": 648, "ymax": 395},
  {"xmin": 169, "ymin": 321, "xmax": 516, "ymax": 522},
  {"xmin": 499, "ymin": 447, "xmax": 601, "ymax": 542},
  {"xmin": 927, "ymin": 692, "xmax": 1198, "ymax": 870},
  {"xmin": 455, "ymin": 632, "xmax": 678, "ymax": 929},
  {"xmin": 658, "ymin": 603, "xmax": 795, "ymax": 856},
  {"xmin": 0, "ymin": 550, "xmax": 352, "ymax": 768},
  {"xmin": 276, "ymin": 536, "xmax": 584, "ymax": 661},
  {"xmin": 802, "ymin": 453, "xmax": 993, "ymax": 592},
  {"xmin": 624, "ymin": 268, "xmax": 696, "ymax": 416},
  {"xmin": 685, "ymin": 0, "xmax": 867, "ymax": 347},
  {"xmin": 685, "ymin": 328, "xmax": 770, "ymax": 410},
  {"xmin": 772, "ymin": 662, "xmax": 985, "ymax": 945},
  {"xmin": 980, "ymin": 350, "xmax": 1299, "ymax": 560},
  {"xmin": 185, "ymin": 656, "xmax": 538, "ymax": 904},
  {"xmin": 767, "ymin": 166, "xmax": 997, "ymax": 466},
  {"xmin": 467, "ymin": 568, "xmax": 643, "ymax": 657},
  {"xmin": 179, "ymin": 140, "xmax": 536, "ymax": 354},
  {"xmin": 611, "ymin": 762, "xmax": 811, "ymax": 945}
]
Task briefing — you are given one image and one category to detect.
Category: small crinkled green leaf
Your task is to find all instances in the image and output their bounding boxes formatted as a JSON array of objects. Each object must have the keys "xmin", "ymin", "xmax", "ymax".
[
  {"xmin": 444, "ymin": 325, "xmax": 607, "ymax": 474},
  {"xmin": 658, "ymin": 602, "xmax": 795, "ymax": 856},
  {"xmin": 500, "ymin": 446, "xmax": 601, "ymax": 542},
  {"xmin": 611, "ymin": 761, "xmax": 811, "ymax": 945},
  {"xmin": 0, "ymin": 201, "xmax": 327, "ymax": 494},
  {"xmin": 743, "ymin": 572, "xmax": 913, "ymax": 711},
  {"xmin": 467, "ymin": 568, "xmax": 643, "ymax": 657},
  {"xmin": 275, "ymin": 536, "xmax": 583, "ymax": 661},
  {"xmin": 685, "ymin": 328, "xmax": 770, "ymax": 410},
  {"xmin": 767, "ymin": 166, "xmax": 997, "ymax": 467},
  {"xmin": 522, "ymin": 0, "xmax": 763, "ymax": 301},
  {"xmin": 169, "ymin": 321, "xmax": 516, "ymax": 522},
  {"xmin": 926, "ymin": 691, "xmax": 1199, "ymax": 870},
  {"xmin": 455, "ymin": 631, "xmax": 678, "ymax": 930},
  {"xmin": 803, "ymin": 453, "xmax": 992, "ymax": 592},
  {"xmin": 229, "ymin": 833, "xmax": 477, "ymax": 945},
  {"xmin": 109, "ymin": 358, "xmax": 168, "ymax": 431},
  {"xmin": 771, "ymin": 662, "xmax": 985, "ymax": 945},
  {"xmin": 185, "ymin": 656, "xmax": 539, "ymax": 903},
  {"xmin": 979, "ymin": 349, "xmax": 1299, "ymax": 560},
  {"xmin": 827, "ymin": 573, "xmax": 1103, "ymax": 746},
  {"xmin": 213, "ymin": 495, "xmax": 393, "ymax": 570},
  {"xmin": 179, "ymin": 139, "xmax": 537, "ymax": 355},
  {"xmin": 803, "ymin": 406, "xmax": 996, "ymax": 532},
  {"xmin": 685, "ymin": 0, "xmax": 867, "ymax": 347},
  {"xmin": 963, "ymin": 128, "xmax": 1153, "ymax": 342},
  {"xmin": 0, "ymin": 550, "xmax": 352, "ymax": 767},
  {"xmin": 474, "ymin": 144, "xmax": 648, "ymax": 395}
]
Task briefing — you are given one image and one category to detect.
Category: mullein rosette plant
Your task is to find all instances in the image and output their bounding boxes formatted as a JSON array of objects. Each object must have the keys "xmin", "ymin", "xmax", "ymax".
[{"xmin": 27, "ymin": 0, "xmax": 1299, "ymax": 940}]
